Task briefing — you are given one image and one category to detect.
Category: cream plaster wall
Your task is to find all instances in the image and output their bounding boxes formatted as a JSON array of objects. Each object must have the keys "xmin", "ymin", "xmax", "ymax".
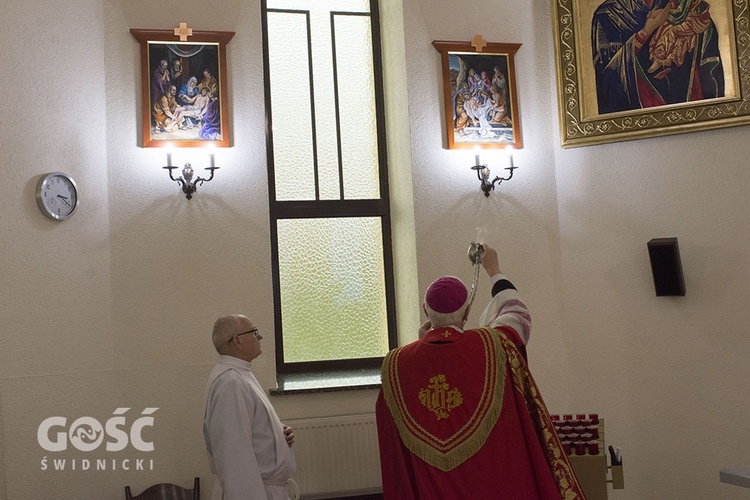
[
  {"xmin": 552, "ymin": 5, "xmax": 750, "ymax": 500},
  {"xmin": 1, "ymin": 0, "xmax": 748, "ymax": 499},
  {"xmin": 403, "ymin": 0, "xmax": 576, "ymax": 415},
  {"xmin": 0, "ymin": 1, "xmax": 394, "ymax": 498},
  {"xmin": 405, "ymin": 1, "xmax": 750, "ymax": 499},
  {"xmin": 554, "ymin": 115, "xmax": 750, "ymax": 495},
  {"xmin": 0, "ymin": 0, "xmax": 116, "ymax": 498}
]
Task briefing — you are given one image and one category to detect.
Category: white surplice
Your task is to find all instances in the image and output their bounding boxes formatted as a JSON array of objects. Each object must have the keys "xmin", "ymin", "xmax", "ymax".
[
  {"xmin": 478, "ymin": 273, "xmax": 531, "ymax": 345},
  {"xmin": 204, "ymin": 355, "xmax": 296, "ymax": 500}
]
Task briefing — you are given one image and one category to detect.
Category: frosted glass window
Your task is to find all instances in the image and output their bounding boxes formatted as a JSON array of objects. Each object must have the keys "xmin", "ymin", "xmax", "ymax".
[
  {"xmin": 267, "ymin": 12, "xmax": 316, "ymax": 201},
  {"xmin": 266, "ymin": 1, "xmax": 380, "ymax": 201},
  {"xmin": 277, "ymin": 218, "xmax": 389, "ymax": 362},
  {"xmin": 263, "ymin": 0, "xmax": 394, "ymax": 372},
  {"xmin": 267, "ymin": 0, "xmax": 370, "ymax": 11},
  {"xmin": 334, "ymin": 15, "xmax": 380, "ymax": 199}
]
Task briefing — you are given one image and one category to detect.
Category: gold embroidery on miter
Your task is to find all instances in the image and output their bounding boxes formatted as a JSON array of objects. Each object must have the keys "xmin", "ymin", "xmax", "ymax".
[{"xmin": 419, "ymin": 374, "xmax": 463, "ymax": 420}]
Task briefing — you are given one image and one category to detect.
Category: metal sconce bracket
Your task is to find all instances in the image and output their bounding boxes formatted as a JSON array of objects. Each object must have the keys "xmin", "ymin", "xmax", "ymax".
[
  {"xmin": 471, "ymin": 152, "xmax": 517, "ymax": 197},
  {"xmin": 164, "ymin": 152, "xmax": 219, "ymax": 199}
]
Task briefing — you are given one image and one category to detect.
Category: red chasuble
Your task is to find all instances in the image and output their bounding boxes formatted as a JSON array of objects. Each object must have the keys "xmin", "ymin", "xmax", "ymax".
[{"xmin": 376, "ymin": 326, "xmax": 585, "ymax": 499}]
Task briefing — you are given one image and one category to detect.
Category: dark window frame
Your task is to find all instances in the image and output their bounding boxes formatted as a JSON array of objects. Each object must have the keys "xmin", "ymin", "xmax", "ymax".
[{"xmin": 261, "ymin": 0, "xmax": 397, "ymax": 374}]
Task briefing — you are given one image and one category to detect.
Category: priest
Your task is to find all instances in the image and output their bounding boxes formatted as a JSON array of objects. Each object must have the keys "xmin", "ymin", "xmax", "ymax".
[{"xmin": 203, "ymin": 314, "xmax": 297, "ymax": 500}]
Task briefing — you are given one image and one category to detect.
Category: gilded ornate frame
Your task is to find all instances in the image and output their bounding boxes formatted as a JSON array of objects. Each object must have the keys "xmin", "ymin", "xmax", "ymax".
[{"xmin": 552, "ymin": 0, "xmax": 749, "ymax": 147}]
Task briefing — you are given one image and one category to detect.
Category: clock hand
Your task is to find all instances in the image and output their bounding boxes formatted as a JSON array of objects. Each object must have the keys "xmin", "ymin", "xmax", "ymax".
[{"xmin": 56, "ymin": 195, "xmax": 71, "ymax": 207}]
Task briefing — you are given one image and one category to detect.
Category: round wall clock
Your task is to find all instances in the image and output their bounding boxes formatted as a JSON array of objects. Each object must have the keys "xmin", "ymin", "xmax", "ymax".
[{"xmin": 35, "ymin": 172, "xmax": 79, "ymax": 221}]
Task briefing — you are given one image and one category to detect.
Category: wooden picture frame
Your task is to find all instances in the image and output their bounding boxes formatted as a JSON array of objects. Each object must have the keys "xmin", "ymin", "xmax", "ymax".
[
  {"xmin": 131, "ymin": 25, "xmax": 235, "ymax": 148},
  {"xmin": 433, "ymin": 39, "xmax": 522, "ymax": 150},
  {"xmin": 553, "ymin": 0, "xmax": 750, "ymax": 148}
]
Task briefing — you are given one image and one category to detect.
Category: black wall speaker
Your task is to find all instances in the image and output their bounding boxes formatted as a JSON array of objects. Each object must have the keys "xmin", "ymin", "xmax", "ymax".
[{"xmin": 647, "ymin": 238, "xmax": 685, "ymax": 296}]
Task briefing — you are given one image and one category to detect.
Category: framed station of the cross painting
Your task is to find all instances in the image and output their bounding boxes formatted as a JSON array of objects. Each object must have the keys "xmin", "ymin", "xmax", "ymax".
[
  {"xmin": 433, "ymin": 39, "xmax": 523, "ymax": 150},
  {"xmin": 552, "ymin": 0, "xmax": 750, "ymax": 148},
  {"xmin": 131, "ymin": 24, "xmax": 235, "ymax": 148}
]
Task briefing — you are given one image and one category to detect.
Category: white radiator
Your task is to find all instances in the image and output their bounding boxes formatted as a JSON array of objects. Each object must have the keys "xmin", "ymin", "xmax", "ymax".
[{"xmin": 286, "ymin": 414, "xmax": 382, "ymax": 499}]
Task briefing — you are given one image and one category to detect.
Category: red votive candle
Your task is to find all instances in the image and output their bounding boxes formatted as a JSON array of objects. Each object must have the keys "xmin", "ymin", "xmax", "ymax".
[{"xmin": 561, "ymin": 441, "xmax": 572, "ymax": 455}]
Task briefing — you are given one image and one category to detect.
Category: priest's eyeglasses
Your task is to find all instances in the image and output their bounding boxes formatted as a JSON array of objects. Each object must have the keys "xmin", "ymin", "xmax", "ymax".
[{"xmin": 229, "ymin": 328, "xmax": 259, "ymax": 342}]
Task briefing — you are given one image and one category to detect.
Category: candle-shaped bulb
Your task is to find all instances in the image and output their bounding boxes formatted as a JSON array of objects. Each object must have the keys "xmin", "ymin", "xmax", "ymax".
[
  {"xmin": 509, "ymin": 154, "xmax": 514, "ymax": 168},
  {"xmin": 210, "ymin": 153, "xmax": 215, "ymax": 168},
  {"xmin": 167, "ymin": 152, "xmax": 172, "ymax": 167}
]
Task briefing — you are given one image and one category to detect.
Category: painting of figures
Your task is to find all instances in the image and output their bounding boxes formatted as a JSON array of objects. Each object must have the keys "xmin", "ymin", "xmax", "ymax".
[
  {"xmin": 552, "ymin": 0, "xmax": 745, "ymax": 147},
  {"xmin": 433, "ymin": 41, "xmax": 522, "ymax": 150},
  {"xmin": 131, "ymin": 27, "xmax": 234, "ymax": 148},
  {"xmin": 591, "ymin": 0, "xmax": 725, "ymax": 115},
  {"xmin": 148, "ymin": 43, "xmax": 222, "ymax": 142}
]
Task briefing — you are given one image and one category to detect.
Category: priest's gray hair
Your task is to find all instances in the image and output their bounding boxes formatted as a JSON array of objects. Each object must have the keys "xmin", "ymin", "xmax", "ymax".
[
  {"xmin": 212, "ymin": 314, "xmax": 246, "ymax": 353},
  {"xmin": 423, "ymin": 296, "xmax": 470, "ymax": 329}
]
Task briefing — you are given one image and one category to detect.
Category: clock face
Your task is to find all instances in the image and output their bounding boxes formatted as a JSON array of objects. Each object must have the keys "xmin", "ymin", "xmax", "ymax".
[{"xmin": 36, "ymin": 172, "xmax": 79, "ymax": 221}]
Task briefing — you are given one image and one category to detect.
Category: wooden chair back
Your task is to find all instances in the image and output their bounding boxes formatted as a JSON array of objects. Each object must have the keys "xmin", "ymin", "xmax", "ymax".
[{"xmin": 124, "ymin": 477, "xmax": 199, "ymax": 500}]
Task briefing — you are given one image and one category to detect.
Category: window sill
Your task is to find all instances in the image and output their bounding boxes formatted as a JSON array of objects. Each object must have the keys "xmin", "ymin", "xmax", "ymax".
[{"xmin": 270, "ymin": 367, "xmax": 381, "ymax": 395}]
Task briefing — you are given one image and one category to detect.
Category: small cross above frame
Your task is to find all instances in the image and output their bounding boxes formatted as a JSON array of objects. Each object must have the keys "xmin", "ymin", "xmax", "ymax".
[
  {"xmin": 173, "ymin": 22, "xmax": 193, "ymax": 41},
  {"xmin": 471, "ymin": 34, "xmax": 487, "ymax": 52}
]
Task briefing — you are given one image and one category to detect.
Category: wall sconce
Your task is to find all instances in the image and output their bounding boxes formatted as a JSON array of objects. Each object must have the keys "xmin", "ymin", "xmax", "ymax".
[
  {"xmin": 163, "ymin": 151, "xmax": 219, "ymax": 200},
  {"xmin": 470, "ymin": 150, "xmax": 517, "ymax": 197}
]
